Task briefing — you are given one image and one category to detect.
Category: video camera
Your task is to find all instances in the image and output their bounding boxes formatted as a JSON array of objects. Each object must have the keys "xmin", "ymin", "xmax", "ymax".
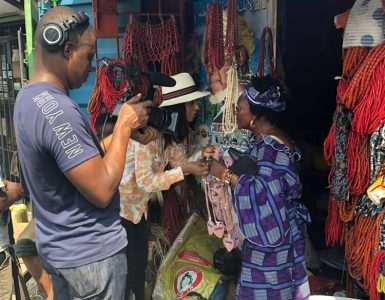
[{"xmin": 106, "ymin": 62, "xmax": 178, "ymax": 134}]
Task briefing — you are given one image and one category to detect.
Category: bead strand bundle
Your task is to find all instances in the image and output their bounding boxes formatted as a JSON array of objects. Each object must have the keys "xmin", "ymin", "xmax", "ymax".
[
  {"xmin": 202, "ymin": 3, "xmax": 225, "ymax": 73},
  {"xmin": 222, "ymin": 59, "xmax": 239, "ymax": 135},
  {"xmin": 224, "ymin": 0, "xmax": 238, "ymax": 61},
  {"xmin": 203, "ymin": 176, "xmax": 238, "ymax": 252}
]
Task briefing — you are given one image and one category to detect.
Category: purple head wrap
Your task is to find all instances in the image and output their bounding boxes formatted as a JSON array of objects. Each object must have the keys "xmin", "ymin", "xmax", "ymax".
[{"xmin": 242, "ymin": 85, "xmax": 286, "ymax": 112}]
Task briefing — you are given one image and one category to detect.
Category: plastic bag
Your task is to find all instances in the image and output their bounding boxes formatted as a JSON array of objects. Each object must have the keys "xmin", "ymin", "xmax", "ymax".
[
  {"xmin": 10, "ymin": 203, "xmax": 28, "ymax": 223},
  {"xmin": 153, "ymin": 213, "xmax": 223, "ymax": 299}
]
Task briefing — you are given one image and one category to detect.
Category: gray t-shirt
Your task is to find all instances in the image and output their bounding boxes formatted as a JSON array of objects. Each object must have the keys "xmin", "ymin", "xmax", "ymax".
[{"xmin": 14, "ymin": 82, "xmax": 127, "ymax": 268}]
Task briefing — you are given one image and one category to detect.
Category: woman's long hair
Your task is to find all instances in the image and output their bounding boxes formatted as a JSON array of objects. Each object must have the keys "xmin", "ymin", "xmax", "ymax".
[{"xmin": 163, "ymin": 103, "xmax": 191, "ymax": 149}]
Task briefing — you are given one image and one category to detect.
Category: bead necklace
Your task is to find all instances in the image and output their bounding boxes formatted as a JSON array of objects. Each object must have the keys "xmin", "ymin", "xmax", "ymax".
[
  {"xmin": 222, "ymin": 59, "xmax": 239, "ymax": 135},
  {"xmin": 202, "ymin": 3, "xmax": 225, "ymax": 72},
  {"xmin": 204, "ymin": 176, "xmax": 237, "ymax": 251}
]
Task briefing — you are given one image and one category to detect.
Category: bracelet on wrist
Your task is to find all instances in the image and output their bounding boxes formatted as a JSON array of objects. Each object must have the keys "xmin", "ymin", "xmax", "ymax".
[
  {"xmin": 221, "ymin": 168, "xmax": 230, "ymax": 183},
  {"xmin": 221, "ymin": 168, "xmax": 233, "ymax": 186}
]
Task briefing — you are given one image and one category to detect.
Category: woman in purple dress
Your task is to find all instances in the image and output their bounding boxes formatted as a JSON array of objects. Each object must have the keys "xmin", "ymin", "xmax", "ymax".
[{"xmin": 209, "ymin": 76, "xmax": 311, "ymax": 300}]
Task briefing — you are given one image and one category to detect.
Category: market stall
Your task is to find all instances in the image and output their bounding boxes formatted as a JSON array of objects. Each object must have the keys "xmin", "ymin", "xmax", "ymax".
[
  {"xmin": 21, "ymin": 0, "xmax": 379, "ymax": 299},
  {"xmin": 324, "ymin": 1, "xmax": 385, "ymax": 299}
]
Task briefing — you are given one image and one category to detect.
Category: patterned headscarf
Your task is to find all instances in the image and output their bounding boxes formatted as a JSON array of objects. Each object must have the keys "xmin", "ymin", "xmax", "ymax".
[{"xmin": 242, "ymin": 85, "xmax": 286, "ymax": 112}]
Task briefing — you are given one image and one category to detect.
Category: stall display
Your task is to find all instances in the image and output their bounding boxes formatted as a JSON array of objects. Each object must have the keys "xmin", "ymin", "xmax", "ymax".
[
  {"xmin": 122, "ymin": 14, "xmax": 182, "ymax": 76},
  {"xmin": 324, "ymin": 0, "xmax": 385, "ymax": 298},
  {"xmin": 203, "ymin": 177, "xmax": 242, "ymax": 252},
  {"xmin": 193, "ymin": 0, "xmax": 278, "ymax": 156},
  {"xmin": 202, "ymin": 3, "xmax": 225, "ymax": 74},
  {"xmin": 34, "ymin": 0, "xmax": 281, "ymax": 299},
  {"xmin": 87, "ymin": 58, "xmax": 128, "ymax": 128},
  {"xmin": 194, "ymin": 0, "xmax": 277, "ymax": 91}
]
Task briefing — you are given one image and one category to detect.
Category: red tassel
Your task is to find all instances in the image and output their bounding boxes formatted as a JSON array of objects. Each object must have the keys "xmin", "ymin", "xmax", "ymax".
[
  {"xmin": 352, "ymin": 59, "xmax": 385, "ymax": 135},
  {"xmin": 369, "ymin": 250, "xmax": 385, "ymax": 300},
  {"xmin": 347, "ymin": 131, "xmax": 370, "ymax": 196},
  {"xmin": 325, "ymin": 194, "xmax": 342, "ymax": 247},
  {"xmin": 323, "ymin": 123, "xmax": 335, "ymax": 166}
]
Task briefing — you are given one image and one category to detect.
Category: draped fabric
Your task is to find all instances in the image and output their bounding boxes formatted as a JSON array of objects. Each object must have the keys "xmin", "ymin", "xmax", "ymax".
[
  {"xmin": 356, "ymin": 123, "xmax": 385, "ymax": 216},
  {"xmin": 331, "ymin": 105, "xmax": 352, "ymax": 201},
  {"xmin": 233, "ymin": 135, "xmax": 311, "ymax": 300}
]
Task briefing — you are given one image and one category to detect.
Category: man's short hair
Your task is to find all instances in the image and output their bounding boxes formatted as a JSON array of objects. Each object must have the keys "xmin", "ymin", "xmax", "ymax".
[{"xmin": 35, "ymin": 6, "xmax": 90, "ymax": 51}]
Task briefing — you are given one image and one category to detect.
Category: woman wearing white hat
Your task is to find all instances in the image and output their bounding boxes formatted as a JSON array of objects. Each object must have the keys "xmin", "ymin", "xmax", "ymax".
[
  {"xmin": 159, "ymin": 72, "xmax": 214, "ymax": 165},
  {"xmin": 119, "ymin": 72, "xmax": 214, "ymax": 300}
]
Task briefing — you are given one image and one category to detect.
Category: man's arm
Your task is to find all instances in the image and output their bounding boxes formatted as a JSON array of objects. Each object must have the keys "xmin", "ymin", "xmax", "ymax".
[
  {"xmin": 100, "ymin": 127, "xmax": 159, "ymax": 153},
  {"xmin": 0, "ymin": 180, "xmax": 24, "ymax": 211},
  {"xmin": 64, "ymin": 95, "xmax": 151, "ymax": 208}
]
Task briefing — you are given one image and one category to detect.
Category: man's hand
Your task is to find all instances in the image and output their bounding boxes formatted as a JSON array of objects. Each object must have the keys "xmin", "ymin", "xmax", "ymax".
[
  {"xmin": 131, "ymin": 127, "xmax": 159, "ymax": 145},
  {"xmin": 0, "ymin": 180, "xmax": 24, "ymax": 211},
  {"xmin": 121, "ymin": 94, "xmax": 152, "ymax": 128},
  {"xmin": 66, "ymin": 95, "xmax": 152, "ymax": 209},
  {"xmin": 181, "ymin": 161, "xmax": 209, "ymax": 177}
]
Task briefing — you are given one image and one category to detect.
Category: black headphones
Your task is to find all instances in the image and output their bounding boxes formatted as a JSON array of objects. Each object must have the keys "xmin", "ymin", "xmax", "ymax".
[{"xmin": 41, "ymin": 11, "xmax": 89, "ymax": 51}]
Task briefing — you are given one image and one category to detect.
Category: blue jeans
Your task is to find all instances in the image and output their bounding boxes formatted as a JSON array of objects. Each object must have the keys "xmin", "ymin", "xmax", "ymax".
[{"xmin": 40, "ymin": 249, "xmax": 127, "ymax": 300}]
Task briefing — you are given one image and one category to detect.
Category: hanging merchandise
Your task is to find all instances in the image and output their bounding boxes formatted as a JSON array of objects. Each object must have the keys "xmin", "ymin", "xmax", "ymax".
[
  {"xmin": 202, "ymin": 148, "xmax": 242, "ymax": 253},
  {"xmin": 323, "ymin": 0, "xmax": 385, "ymax": 297},
  {"xmin": 343, "ymin": 211, "xmax": 385, "ymax": 294},
  {"xmin": 370, "ymin": 250, "xmax": 385, "ymax": 300},
  {"xmin": 366, "ymin": 131, "xmax": 385, "ymax": 207},
  {"xmin": 87, "ymin": 58, "xmax": 128, "ymax": 129},
  {"xmin": 221, "ymin": 59, "xmax": 238, "ymax": 135},
  {"xmin": 367, "ymin": 175, "xmax": 385, "ymax": 206},
  {"xmin": 202, "ymin": 3, "xmax": 225, "ymax": 73},
  {"xmin": 194, "ymin": 0, "xmax": 277, "ymax": 91},
  {"xmin": 161, "ymin": 189, "xmax": 183, "ymax": 245},
  {"xmin": 87, "ymin": 58, "xmax": 149, "ymax": 130},
  {"xmin": 122, "ymin": 15, "xmax": 182, "ymax": 76},
  {"xmin": 203, "ymin": 177, "xmax": 241, "ymax": 252},
  {"xmin": 224, "ymin": 0, "xmax": 238, "ymax": 61},
  {"xmin": 220, "ymin": 0, "xmax": 239, "ymax": 136},
  {"xmin": 256, "ymin": 27, "xmax": 276, "ymax": 78},
  {"xmin": 342, "ymin": 0, "xmax": 385, "ymax": 49}
]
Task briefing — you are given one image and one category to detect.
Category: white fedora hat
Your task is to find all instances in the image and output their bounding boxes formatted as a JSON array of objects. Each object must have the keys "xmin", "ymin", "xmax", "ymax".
[{"xmin": 160, "ymin": 72, "xmax": 210, "ymax": 107}]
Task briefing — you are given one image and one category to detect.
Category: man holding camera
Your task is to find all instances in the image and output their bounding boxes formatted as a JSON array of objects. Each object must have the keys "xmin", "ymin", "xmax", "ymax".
[{"xmin": 13, "ymin": 6, "xmax": 151, "ymax": 299}]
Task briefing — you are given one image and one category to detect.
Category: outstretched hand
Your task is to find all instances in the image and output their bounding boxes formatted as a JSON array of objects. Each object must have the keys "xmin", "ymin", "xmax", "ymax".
[{"xmin": 181, "ymin": 161, "xmax": 210, "ymax": 177}]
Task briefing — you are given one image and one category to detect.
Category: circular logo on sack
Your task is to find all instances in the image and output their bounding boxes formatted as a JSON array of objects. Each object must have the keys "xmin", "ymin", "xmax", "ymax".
[{"xmin": 173, "ymin": 267, "xmax": 203, "ymax": 299}]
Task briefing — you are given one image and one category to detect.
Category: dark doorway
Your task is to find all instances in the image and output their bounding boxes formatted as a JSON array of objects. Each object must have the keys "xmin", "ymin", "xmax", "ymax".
[{"xmin": 282, "ymin": 0, "xmax": 355, "ymax": 250}]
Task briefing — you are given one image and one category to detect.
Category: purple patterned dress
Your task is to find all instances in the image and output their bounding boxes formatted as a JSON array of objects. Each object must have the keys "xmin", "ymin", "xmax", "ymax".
[{"xmin": 233, "ymin": 135, "xmax": 311, "ymax": 300}]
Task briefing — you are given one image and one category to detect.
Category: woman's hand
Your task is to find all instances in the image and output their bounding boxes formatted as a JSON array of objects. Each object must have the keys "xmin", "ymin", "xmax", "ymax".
[
  {"xmin": 209, "ymin": 159, "xmax": 227, "ymax": 179},
  {"xmin": 201, "ymin": 145, "xmax": 217, "ymax": 159},
  {"xmin": 181, "ymin": 161, "xmax": 209, "ymax": 177}
]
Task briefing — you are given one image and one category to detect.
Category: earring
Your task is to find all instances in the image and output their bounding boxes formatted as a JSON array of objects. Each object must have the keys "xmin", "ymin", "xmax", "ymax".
[{"xmin": 250, "ymin": 119, "xmax": 255, "ymax": 129}]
